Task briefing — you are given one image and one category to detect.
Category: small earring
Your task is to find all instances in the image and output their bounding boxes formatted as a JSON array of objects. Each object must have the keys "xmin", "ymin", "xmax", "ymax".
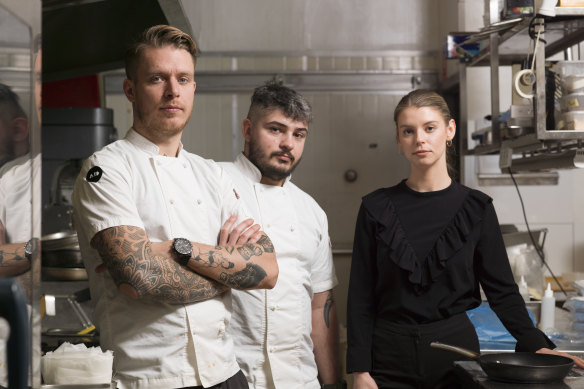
[{"xmin": 446, "ymin": 139, "xmax": 453, "ymax": 147}]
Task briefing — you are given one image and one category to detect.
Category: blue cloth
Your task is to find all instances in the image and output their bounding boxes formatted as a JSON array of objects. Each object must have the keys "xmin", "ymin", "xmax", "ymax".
[{"xmin": 467, "ymin": 302, "xmax": 537, "ymax": 350}]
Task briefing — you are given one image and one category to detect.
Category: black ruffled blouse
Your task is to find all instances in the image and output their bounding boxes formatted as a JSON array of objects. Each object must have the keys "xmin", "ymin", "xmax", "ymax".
[{"xmin": 346, "ymin": 180, "xmax": 554, "ymax": 373}]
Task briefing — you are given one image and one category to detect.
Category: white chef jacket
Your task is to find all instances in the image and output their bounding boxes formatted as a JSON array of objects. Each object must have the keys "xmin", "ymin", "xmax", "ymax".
[
  {"xmin": 221, "ymin": 153, "xmax": 337, "ymax": 389},
  {"xmin": 0, "ymin": 154, "xmax": 41, "ymax": 387},
  {"xmin": 0, "ymin": 153, "xmax": 41, "ymax": 242},
  {"xmin": 72, "ymin": 129, "xmax": 249, "ymax": 389}
]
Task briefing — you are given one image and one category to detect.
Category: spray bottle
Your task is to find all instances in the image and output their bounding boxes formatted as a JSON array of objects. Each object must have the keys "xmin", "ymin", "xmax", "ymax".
[{"xmin": 539, "ymin": 283, "xmax": 555, "ymax": 332}]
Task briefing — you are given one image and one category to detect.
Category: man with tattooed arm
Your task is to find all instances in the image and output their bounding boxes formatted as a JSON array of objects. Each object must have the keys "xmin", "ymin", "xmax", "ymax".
[
  {"xmin": 0, "ymin": 83, "xmax": 35, "ymax": 278},
  {"xmin": 72, "ymin": 25, "xmax": 277, "ymax": 389},
  {"xmin": 220, "ymin": 82, "xmax": 343, "ymax": 389}
]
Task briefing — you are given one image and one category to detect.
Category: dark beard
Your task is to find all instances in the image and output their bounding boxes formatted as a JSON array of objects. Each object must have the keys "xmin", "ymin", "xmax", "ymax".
[{"xmin": 247, "ymin": 140, "xmax": 300, "ymax": 182}]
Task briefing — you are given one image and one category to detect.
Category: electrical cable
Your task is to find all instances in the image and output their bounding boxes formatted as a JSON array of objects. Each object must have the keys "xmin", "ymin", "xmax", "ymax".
[
  {"xmin": 528, "ymin": 17, "xmax": 547, "ymax": 45},
  {"xmin": 530, "ymin": 27, "xmax": 541, "ymax": 72},
  {"xmin": 507, "ymin": 167, "xmax": 568, "ymax": 297}
]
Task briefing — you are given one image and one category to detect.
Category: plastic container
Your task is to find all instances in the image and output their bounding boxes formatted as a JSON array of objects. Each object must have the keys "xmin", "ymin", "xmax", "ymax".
[
  {"xmin": 560, "ymin": 93, "xmax": 584, "ymax": 112},
  {"xmin": 539, "ymin": 283, "xmax": 556, "ymax": 331},
  {"xmin": 508, "ymin": 244, "xmax": 544, "ymax": 298},
  {"xmin": 557, "ymin": 61, "xmax": 584, "ymax": 79},
  {"xmin": 519, "ymin": 276, "xmax": 530, "ymax": 302},
  {"xmin": 556, "ymin": 111, "xmax": 584, "ymax": 130},
  {"xmin": 562, "ymin": 75, "xmax": 584, "ymax": 94},
  {"xmin": 557, "ymin": 61, "xmax": 584, "ymax": 97}
]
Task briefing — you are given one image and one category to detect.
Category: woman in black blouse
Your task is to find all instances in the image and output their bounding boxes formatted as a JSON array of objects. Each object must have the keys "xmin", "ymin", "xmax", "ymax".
[{"xmin": 346, "ymin": 89, "xmax": 584, "ymax": 389}]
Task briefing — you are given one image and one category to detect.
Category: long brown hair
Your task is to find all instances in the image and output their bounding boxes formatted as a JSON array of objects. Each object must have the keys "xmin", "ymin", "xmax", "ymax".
[{"xmin": 394, "ymin": 89, "xmax": 457, "ymax": 178}]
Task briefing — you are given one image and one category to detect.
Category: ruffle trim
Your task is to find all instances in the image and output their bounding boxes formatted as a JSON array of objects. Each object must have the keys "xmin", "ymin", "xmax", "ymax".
[{"xmin": 363, "ymin": 187, "xmax": 492, "ymax": 291}]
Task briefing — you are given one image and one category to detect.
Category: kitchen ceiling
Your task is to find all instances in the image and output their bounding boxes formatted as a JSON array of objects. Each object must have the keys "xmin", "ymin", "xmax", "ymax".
[{"xmin": 42, "ymin": 0, "xmax": 192, "ymax": 82}]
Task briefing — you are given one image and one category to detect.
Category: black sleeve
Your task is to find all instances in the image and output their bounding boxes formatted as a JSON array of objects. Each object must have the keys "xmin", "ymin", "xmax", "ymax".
[
  {"xmin": 346, "ymin": 203, "xmax": 378, "ymax": 373},
  {"xmin": 475, "ymin": 203, "xmax": 555, "ymax": 352}
]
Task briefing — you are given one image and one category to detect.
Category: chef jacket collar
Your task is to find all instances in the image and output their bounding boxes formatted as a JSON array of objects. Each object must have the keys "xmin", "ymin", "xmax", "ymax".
[
  {"xmin": 234, "ymin": 152, "xmax": 292, "ymax": 187},
  {"xmin": 125, "ymin": 127, "xmax": 185, "ymax": 157}
]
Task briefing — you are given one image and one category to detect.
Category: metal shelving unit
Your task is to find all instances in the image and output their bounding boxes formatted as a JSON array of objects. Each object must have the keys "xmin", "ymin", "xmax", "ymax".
[{"xmin": 452, "ymin": 5, "xmax": 584, "ymax": 173}]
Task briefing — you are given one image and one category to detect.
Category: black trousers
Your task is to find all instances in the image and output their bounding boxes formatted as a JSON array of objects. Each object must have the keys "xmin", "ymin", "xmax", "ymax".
[
  {"xmin": 371, "ymin": 313, "xmax": 480, "ymax": 389},
  {"xmin": 180, "ymin": 370, "xmax": 248, "ymax": 389}
]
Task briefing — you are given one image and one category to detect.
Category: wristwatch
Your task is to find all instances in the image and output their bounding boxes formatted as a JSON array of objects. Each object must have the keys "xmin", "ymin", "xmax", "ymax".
[
  {"xmin": 172, "ymin": 238, "xmax": 193, "ymax": 266},
  {"xmin": 24, "ymin": 238, "xmax": 38, "ymax": 261}
]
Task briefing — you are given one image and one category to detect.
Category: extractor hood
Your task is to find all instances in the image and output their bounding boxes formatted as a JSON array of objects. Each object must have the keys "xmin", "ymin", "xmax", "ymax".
[{"xmin": 42, "ymin": 0, "xmax": 193, "ymax": 82}]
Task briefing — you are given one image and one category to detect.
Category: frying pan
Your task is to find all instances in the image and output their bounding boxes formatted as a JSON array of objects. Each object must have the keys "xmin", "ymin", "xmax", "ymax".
[{"xmin": 430, "ymin": 341, "xmax": 574, "ymax": 384}]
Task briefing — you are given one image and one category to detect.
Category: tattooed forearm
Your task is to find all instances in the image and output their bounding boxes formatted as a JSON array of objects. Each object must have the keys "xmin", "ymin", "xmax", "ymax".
[
  {"xmin": 186, "ymin": 231, "xmax": 277, "ymax": 289},
  {"xmin": 91, "ymin": 226, "xmax": 226, "ymax": 303},
  {"xmin": 194, "ymin": 248, "xmax": 234, "ymax": 269},
  {"xmin": 219, "ymin": 263, "xmax": 268, "ymax": 289},
  {"xmin": 0, "ymin": 244, "xmax": 30, "ymax": 277},
  {"xmin": 257, "ymin": 234, "xmax": 274, "ymax": 253},
  {"xmin": 323, "ymin": 291, "xmax": 334, "ymax": 328},
  {"xmin": 236, "ymin": 244, "xmax": 263, "ymax": 260}
]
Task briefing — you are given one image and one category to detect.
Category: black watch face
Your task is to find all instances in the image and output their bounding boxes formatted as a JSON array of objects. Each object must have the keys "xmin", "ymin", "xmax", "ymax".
[{"xmin": 174, "ymin": 238, "xmax": 192, "ymax": 257}]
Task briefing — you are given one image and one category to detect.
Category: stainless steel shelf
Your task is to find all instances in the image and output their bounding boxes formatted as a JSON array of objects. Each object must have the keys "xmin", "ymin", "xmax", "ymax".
[
  {"xmin": 456, "ymin": 5, "xmax": 584, "ymax": 174},
  {"xmin": 466, "ymin": 18, "xmax": 533, "ymax": 67},
  {"xmin": 467, "ymin": 143, "xmax": 502, "ymax": 155}
]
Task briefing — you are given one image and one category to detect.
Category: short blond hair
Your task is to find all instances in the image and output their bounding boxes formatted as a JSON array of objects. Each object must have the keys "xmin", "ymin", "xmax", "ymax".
[{"xmin": 124, "ymin": 24, "xmax": 197, "ymax": 80}]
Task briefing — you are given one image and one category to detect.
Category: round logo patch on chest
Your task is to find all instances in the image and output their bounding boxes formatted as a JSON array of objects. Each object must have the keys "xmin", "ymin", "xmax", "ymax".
[{"xmin": 86, "ymin": 166, "xmax": 103, "ymax": 182}]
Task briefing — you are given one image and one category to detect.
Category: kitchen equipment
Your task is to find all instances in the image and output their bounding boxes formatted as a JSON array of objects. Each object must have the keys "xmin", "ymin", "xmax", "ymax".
[
  {"xmin": 454, "ymin": 359, "xmax": 584, "ymax": 388},
  {"xmin": 0, "ymin": 278, "xmax": 30, "ymax": 389},
  {"xmin": 514, "ymin": 68, "xmax": 536, "ymax": 99},
  {"xmin": 430, "ymin": 341, "xmax": 574, "ymax": 383},
  {"xmin": 43, "ymin": 289, "xmax": 95, "ymax": 336},
  {"xmin": 42, "ymin": 107, "xmax": 116, "ymax": 236},
  {"xmin": 471, "ymin": 127, "xmax": 493, "ymax": 146},
  {"xmin": 41, "ymin": 231, "xmax": 87, "ymax": 281}
]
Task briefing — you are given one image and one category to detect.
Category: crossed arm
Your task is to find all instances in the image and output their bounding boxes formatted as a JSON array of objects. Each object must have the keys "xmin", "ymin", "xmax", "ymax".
[
  {"xmin": 0, "ymin": 242, "xmax": 30, "ymax": 277},
  {"xmin": 90, "ymin": 218, "xmax": 277, "ymax": 304}
]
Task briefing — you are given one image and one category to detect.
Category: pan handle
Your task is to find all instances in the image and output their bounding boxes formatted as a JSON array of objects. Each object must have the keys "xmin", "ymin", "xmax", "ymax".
[{"xmin": 430, "ymin": 342, "xmax": 480, "ymax": 360}]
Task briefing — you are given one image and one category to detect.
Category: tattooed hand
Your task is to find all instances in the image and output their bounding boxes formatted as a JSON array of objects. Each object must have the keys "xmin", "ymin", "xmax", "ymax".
[{"xmin": 218, "ymin": 215, "xmax": 262, "ymax": 245}]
